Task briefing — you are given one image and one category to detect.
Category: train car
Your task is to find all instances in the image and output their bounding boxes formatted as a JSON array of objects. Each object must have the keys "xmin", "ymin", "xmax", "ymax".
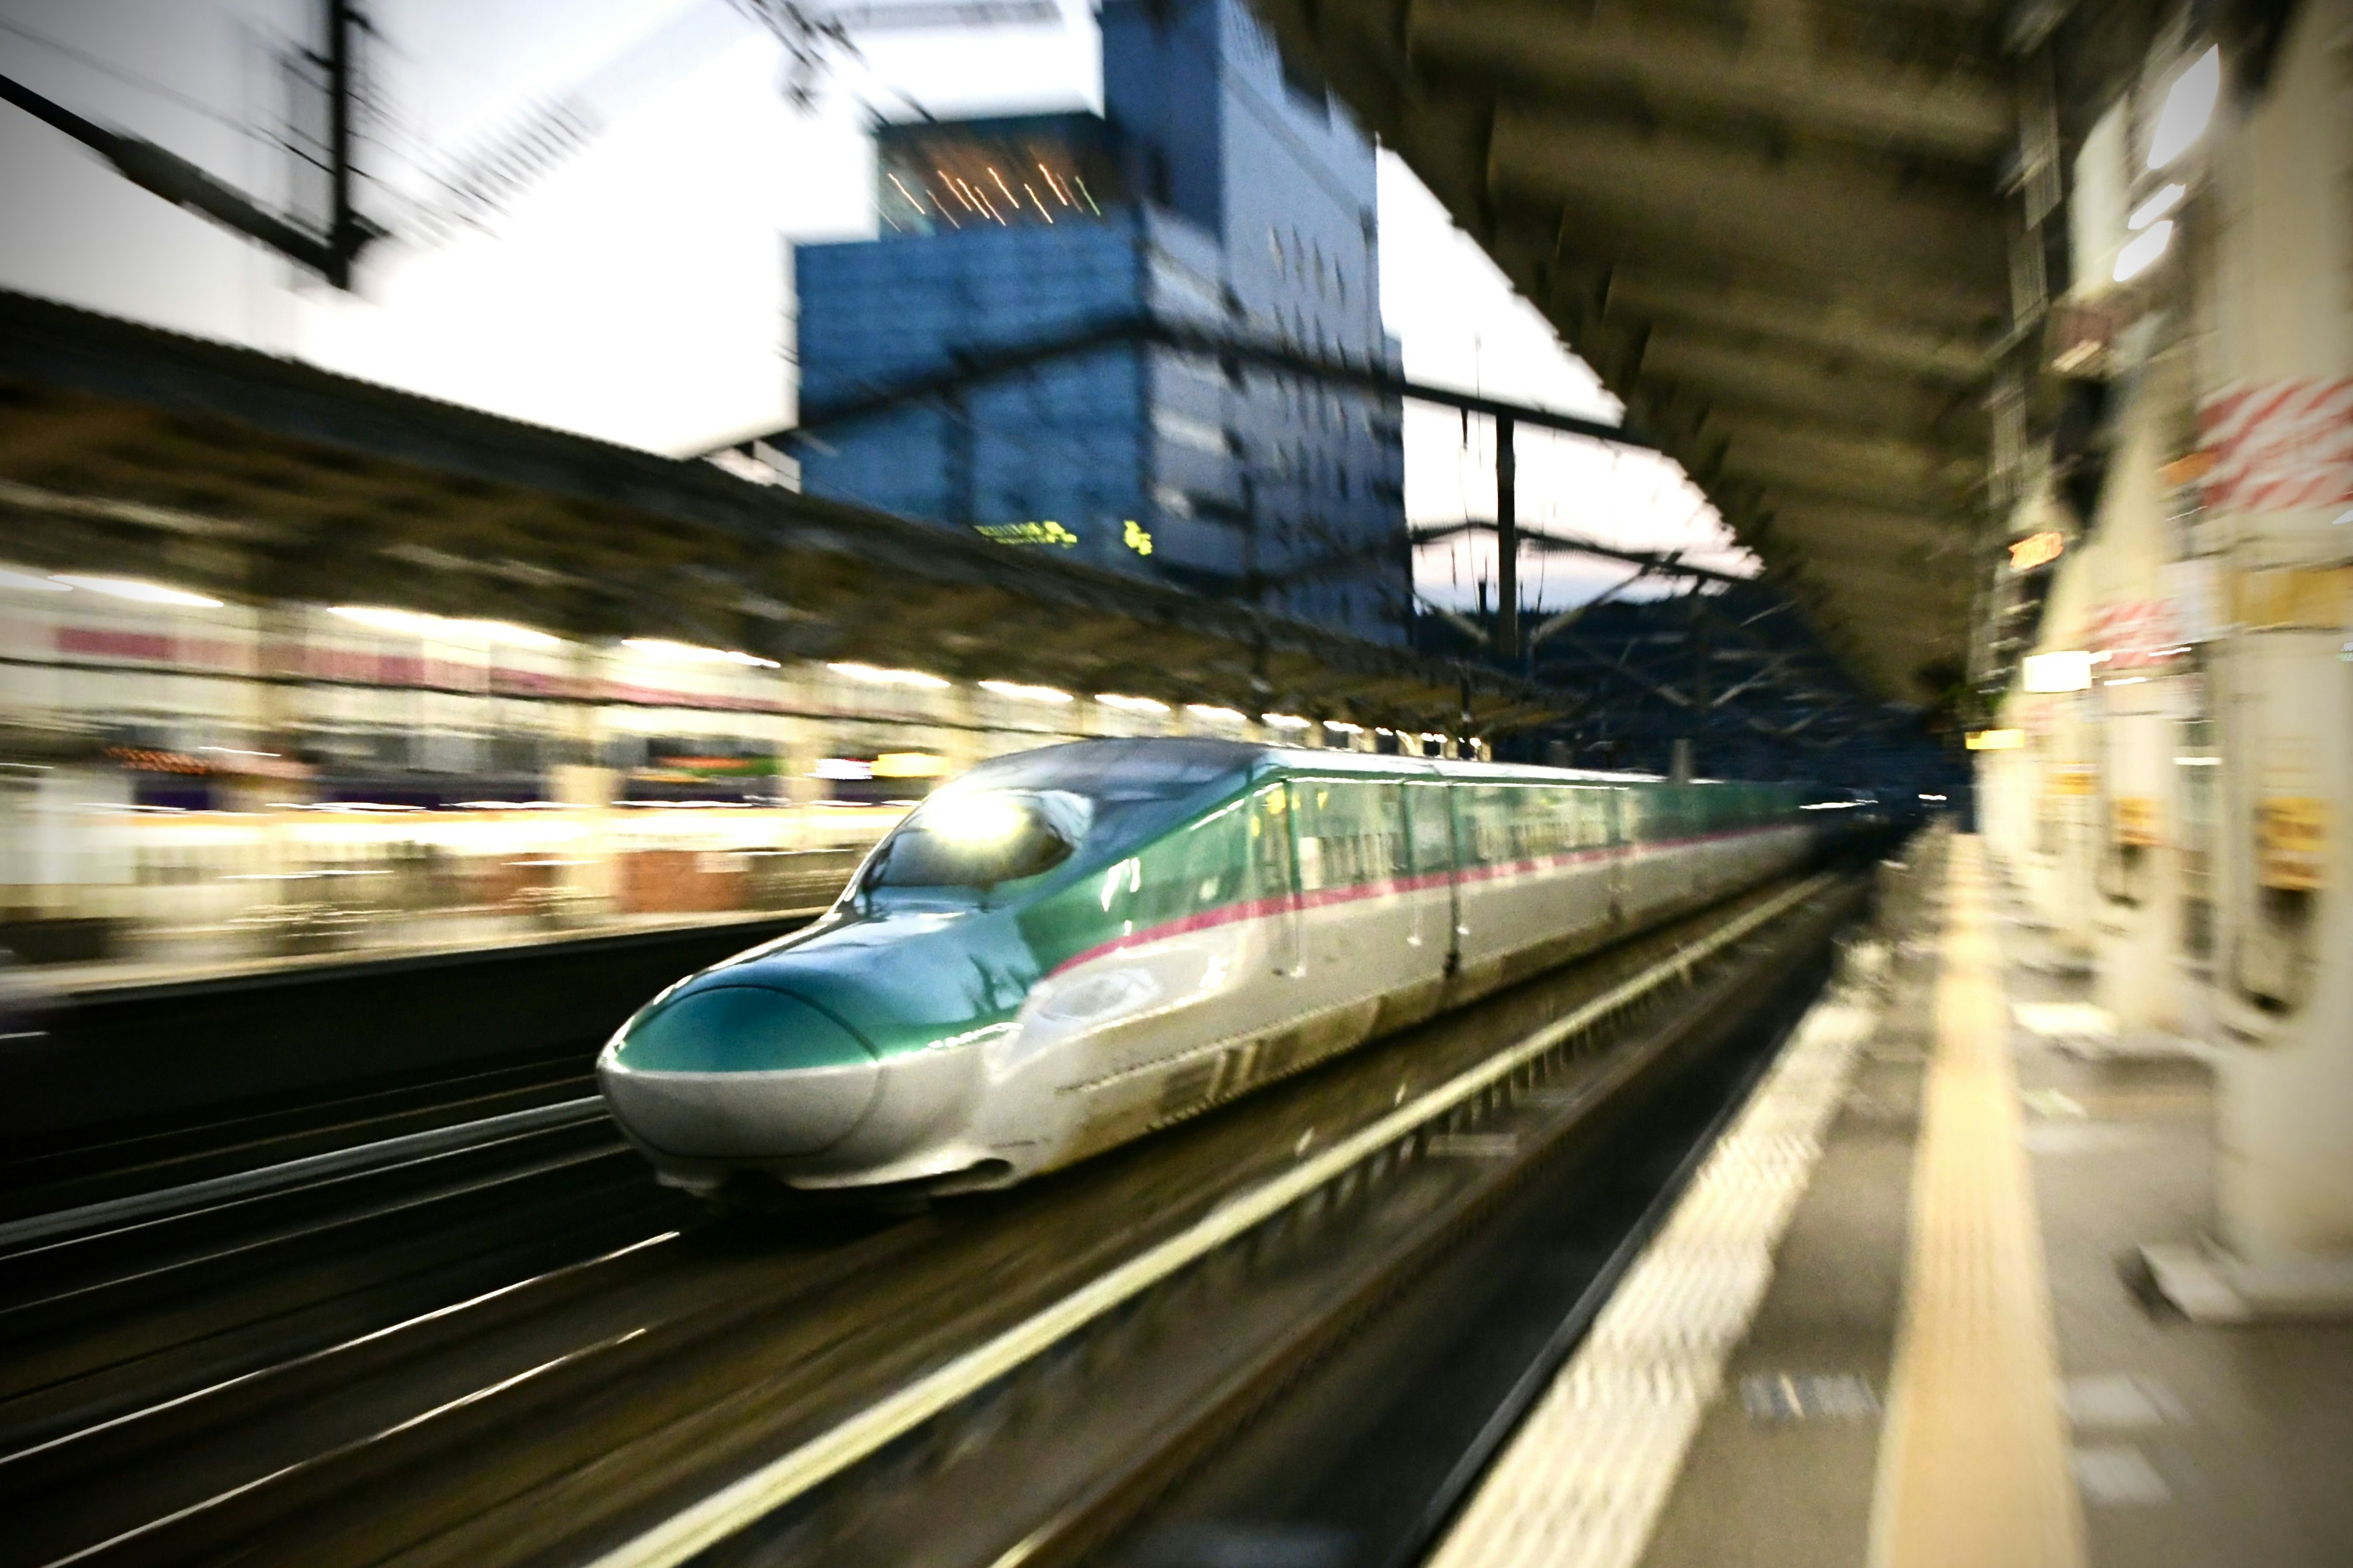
[{"xmin": 596, "ymin": 738, "xmax": 1847, "ymax": 1201}]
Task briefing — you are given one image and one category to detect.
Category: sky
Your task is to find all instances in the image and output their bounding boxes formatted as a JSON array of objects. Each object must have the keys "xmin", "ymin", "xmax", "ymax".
[{"xmin": 0, "ymin": 0, "xmax": 1748, "ymax": 612}]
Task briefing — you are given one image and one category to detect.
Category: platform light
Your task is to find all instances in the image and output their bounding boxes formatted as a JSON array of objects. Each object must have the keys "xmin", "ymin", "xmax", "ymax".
[
  {"xmin": 828, "ymin": 661, "xmax": 951, "ymax": 689},
  {"xmin": 1260, "ymin": 713, "xmax": 1312, "ymax": 730},
  {"xmin": 0, "ymin": 566, "xmax": 72, "ymax": 594},
  {"xmin": 1322, "ymin": 720, "xmax": 1362, "ymax": 735},
  {"xmin": 874, "ymin": 752, "xmax": 949, "ymax": 778},
  {"xmin": 329, "ymin": 605, "xmax": 560, "ymax": 645},
  {"xmin": 1966, "ymin": 728, "xmax": 2026, "ymax": 751},
  {"xmin": 2148, "ymin": 45, "xmax": 2220, "ymax": 170},
  {"xmin": 622, "ymin": 637, "xmax": 778, "ymax": 668},
  {"xmin": 53, "ymin": 574, "xmax": 222, "ymax": 608},
  {"xmin": 2129, "ymin": 183, "xmax": 2186, "ymax": 231},
  {"xmin": 1186, "ymin": 703, "xmax": 1245, "ymax": 723},
  {"xmin": 2022, "ymin": 651, "xmax": 2095, "ymax": 692},
  {"xmin": 2174, "ymin": 756, "xmax": 2221, "ymax": 766},
  {"xmin": 979, "ymin": 679, "xmax": 1074, "ymax": 705},
  {"xmin": 2113, "ymin": 220, "xmax": 2174, "ymax": 284},
  {"xmin": 814, "ymin": 757, "xmax": 875, "ymax": 781},
  {"xmin": 1094, "ymin": 692, "xmax": 1169, "ymax": 713}
]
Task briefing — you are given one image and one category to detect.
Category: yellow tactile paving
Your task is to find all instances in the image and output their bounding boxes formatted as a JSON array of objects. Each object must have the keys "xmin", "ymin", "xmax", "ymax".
[
  {"xmin": 1867, "ymin": 836, "xmax": 2085, "ymax": 1568},
  {"xmin": 1419, "ymin": 963, "xmax": 1884, "ymax": 1568}
]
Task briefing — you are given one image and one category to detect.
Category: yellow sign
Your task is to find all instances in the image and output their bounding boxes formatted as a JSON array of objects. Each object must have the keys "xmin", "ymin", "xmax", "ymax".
[
  {"xmin": 976, "ymin": 520, "xmax": 1078, "ymax": 547},
  {"xmin": 1122, "ymin": 519, "xmax": 1154, "ymax": 556},
  {"xmin": 873, "ymin": 751, "xmax": 949, "ymax": 779},
  {"xmin": 2008, "ymin": 530, "xmax": 2066, "ymax": 572},
  {"xmin": 2257, "ymin": 797, "xmax": 2327, "ymax": 890},
  {"xmin": 2114, "ymin": 796, "xmax": 2160, "ymax": 846},
  {"xmin": 2234, "ymin": 566, "xmax": 2353, "ymax": 631},
  {"xmin": 1967, "ymin": 728, "xmax": 2026, "ymax": 751},
  {"xmin": 2048, "ymin": 763, "xmax": 2099, "ymax": 797}
]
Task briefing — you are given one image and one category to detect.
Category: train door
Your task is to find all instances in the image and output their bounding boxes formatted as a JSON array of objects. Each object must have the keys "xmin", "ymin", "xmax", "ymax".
[
  {"xmin": 1246, "ymin": 776, "xmax": 1301, "ymax": 977},
  {"xmin": 1605, "ymin": 787, "xmax": 1631, "ymax": 922},
  {"xmin": 1403, "ymin": 770, "xmax": 1457, "ymax": 967}
]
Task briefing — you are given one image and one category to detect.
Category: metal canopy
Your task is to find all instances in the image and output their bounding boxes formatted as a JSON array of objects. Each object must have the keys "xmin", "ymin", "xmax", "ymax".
[
  {"xmin": 1247, "ymin": 0, "xmax": 2018, "ymax": 699},
  {"xmin": 0, "ymin": 289, "xmax": 1563, "ymax": 735}
]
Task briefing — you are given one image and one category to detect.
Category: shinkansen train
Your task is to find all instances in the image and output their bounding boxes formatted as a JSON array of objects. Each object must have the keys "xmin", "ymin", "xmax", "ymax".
[{"xmin": 597, "ymin": 738, "xmax": 1859, "ymax": 1200}]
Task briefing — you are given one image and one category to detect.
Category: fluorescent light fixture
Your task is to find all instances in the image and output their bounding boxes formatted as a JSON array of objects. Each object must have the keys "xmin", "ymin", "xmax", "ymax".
[
  {"xmin": 1920, "ymin": 793, "xmax": 1949, "ymax": 803},
  {"xmin": 0, "ymin": 566, "xmax": 72, "ymax": 593},
  {"xmin": 621, "ymin": 638, "xmax": 779, "ymax": 668},
  {"xmin": 1322, "ymin": 720, "xmax": 1362, "ymax": 734},
  {"xmin": 330, "ymin": 605, "xmax": 439, "ymax": 636},
  {"xmin": 1966, "ymin": 729, "xmax": 2026, "ymax": 751},
  {"xmin": 461, "ymin": 619, "xmax": 559, "ymax": 646},
  {"xmin": 1260, "ymin": 713, "xmax": 1312, "ymax": 730},
  {"xmin": 828, "ymin": 661, "xmax": 950, "ymax": 689},
  {"xmin": 2022, "ymin": 651, "xmax": 2095, "ymax": 692},
  {"xmin": 329, "ymin": 605, "xmax": 561, "ymax": 645},
  {"xmin": 2128, "ymin": 183, "xmax": 2185, "ymax": 230},
  {"xmin": 2113, "ymin": 220, "xmax": 2174, "ymax": 283},
  {"xmin": 979, "ymin": 678, "xmax": 1074, "ymax": 704},
  {"xmin": 813, "ymin": 757, "xmax": 875, "ymax": 780},
  {"xmin": 52, "ymin": 574, "xmax": 222, "ymax": 608},
  {"xmin": 2175, "ymin": 756, "xmax": 2221, "ymax": 766},
  {"xmin": 1094, "ymin": 692, "xmax": 1170, "ymax": 712},
  {"xmin": 2148, "ymin": 45, "xmax": 2220, "ymax": 170},
  {"xmin": 1186, "ymin": 703, "xmax": 1245, "ymax": 723},
  {"xmin": 873, "ymin": 751, "xmax": 949, "ymax": 778}
]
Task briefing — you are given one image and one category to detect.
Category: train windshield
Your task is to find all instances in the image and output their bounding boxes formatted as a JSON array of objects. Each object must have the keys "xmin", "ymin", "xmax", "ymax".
[{"xmin": 867, "ymin": 790, "xmax": 1092, "ymax": 890}]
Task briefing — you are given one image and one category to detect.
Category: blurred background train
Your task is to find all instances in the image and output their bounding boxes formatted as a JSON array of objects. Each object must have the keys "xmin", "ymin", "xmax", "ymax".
[{"xmin": 0, "ymin": 566, "xmax": 1529, "ymax": 974}]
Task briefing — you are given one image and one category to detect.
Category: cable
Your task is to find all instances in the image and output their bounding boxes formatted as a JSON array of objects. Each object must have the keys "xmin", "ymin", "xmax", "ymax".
[{"xmin": 0, "ymin": 15, "xmax": 279, "ymax": 146}]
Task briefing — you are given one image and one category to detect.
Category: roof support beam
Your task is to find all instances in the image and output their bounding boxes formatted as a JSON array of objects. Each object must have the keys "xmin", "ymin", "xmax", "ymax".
[
  {"xmin": 1486, "ymin": 111, "xmax": 2012, "ymax": 317},
  {"xmin": 1599, "ymin": 270, "xmax": 2000, "ymax": 381},
  {"xmin": 1637, "ymin": 331, "xmax": 1982, "ymax": 440},
  {"xmin": 1405, "ymin": 1, "xmax": 2014, "ymax": 161}
]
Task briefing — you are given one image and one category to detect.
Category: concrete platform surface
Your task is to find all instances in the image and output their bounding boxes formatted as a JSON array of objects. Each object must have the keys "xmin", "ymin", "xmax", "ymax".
[{"xmin": 1436, "ymin": 830, "xmax": 2353, "ymax": 1568}]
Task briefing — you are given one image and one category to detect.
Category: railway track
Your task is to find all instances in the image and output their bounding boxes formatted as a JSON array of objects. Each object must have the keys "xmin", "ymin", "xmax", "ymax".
[{"xmin": 0, "ymin": 862, "xmax": 1879, "ymax": 1568}]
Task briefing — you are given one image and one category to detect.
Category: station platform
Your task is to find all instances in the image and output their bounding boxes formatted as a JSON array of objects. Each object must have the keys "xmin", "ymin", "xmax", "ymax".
[
  {"xmin": 1433, "ymin": 830, "xmax": 2353, "ymax": 1568},
  {"xmin": 29, "ymin": 906, "xmax": 813, "ymax": 998}
]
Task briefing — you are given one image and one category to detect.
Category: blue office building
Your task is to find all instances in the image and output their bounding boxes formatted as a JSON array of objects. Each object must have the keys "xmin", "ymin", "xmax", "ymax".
[{"xmin": 792, "ymin": 0, "xmax": 1407, "ymax": 642}]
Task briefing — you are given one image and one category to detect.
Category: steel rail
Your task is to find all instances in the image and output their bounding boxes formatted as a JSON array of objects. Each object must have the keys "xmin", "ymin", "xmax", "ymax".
[
  {"xmin": 0, "ymin": 1230, "xmax": 681, "ymax": 1474},
  {"xmin": 585, "ymin": 871, "xmax": 1837, "ymax": 1568},
  {"xmin": 0, "ymin": 1097, "xmax": 609, "ymax": 1253}
]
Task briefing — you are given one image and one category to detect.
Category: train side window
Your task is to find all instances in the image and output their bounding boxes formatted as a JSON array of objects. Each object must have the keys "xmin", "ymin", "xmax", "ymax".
[
  {"xmin": 1173, "ymin": 800, "xmax": 1248, "ymax": 915},
  {"xmin": 1406, "ymin": 781, "xmax": 1453, "ymax": 873},
  {"xmin": 1293, "ymin": 779, "xmax": 1403, "ymax": 892},
  {"xmin": 1246, "ymin": 781, "xmax": 1296, "ymax": 901}
]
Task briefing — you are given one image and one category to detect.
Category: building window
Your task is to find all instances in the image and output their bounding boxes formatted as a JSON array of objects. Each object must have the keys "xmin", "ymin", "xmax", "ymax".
[{"xmin": 1269, "ymin": 227, "xmax": 1285, "ymax": 276}]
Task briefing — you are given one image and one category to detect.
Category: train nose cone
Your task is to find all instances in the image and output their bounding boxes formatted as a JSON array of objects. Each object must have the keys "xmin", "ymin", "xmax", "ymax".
[{"xmin": 599, "ymin": 985, "xmax": 880, "ymax": 1158}]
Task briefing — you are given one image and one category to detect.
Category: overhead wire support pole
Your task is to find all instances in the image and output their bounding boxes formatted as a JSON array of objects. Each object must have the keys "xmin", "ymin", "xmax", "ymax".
[
  {"xmin": 0, "ymin": 0, "xmax": 376, "ymax": 287},
  {"xmin": 323, "ymin": 0, "xmax": 358, "ymax": 288},
  {"xmin": 1495, "ymin": 414, "xmax": 1517, "ymax": 664},
  {"xmin": 0, "ymin": 69, "xmax": 343, "ymax": 280}
]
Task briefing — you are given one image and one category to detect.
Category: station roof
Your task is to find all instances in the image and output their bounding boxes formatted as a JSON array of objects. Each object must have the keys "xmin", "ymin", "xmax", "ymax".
[
  {"xmin": 1249, "ymin": 0, "xmax": 2031, "ymax": 699},
  {"xmin": 0, "ymin": 289, "xmax": 1558, "ymax": 734}
]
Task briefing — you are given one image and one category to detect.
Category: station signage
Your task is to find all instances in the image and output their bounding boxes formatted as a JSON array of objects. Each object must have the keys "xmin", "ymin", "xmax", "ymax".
[
  {"xmin": 2009, "ymin": 530, "xmax": 2067, "ymax": 572},
  {"xmin": 2257, "ymin": 797, "xmax": 2328, "ymax": 890}
]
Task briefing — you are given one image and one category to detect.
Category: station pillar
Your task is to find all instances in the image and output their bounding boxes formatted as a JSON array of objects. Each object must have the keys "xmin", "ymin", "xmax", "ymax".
[
  {"xmin": 2088, "ymin": 352, "xmax": 2191, "ymax": 1049},
  {"xmin": 2019, "ymin": 567, "xmax": 2102, "ymax": 964},
  {"xmin": 2147, "ymin": 0, "xmax": 2353, "ymax": 1317}
]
